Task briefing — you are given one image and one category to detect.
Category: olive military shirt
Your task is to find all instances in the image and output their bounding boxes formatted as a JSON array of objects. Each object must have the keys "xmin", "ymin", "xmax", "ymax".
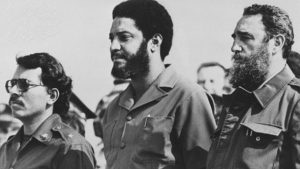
[
  {"xmin": 103, "ymin": 65, "xmax": 217, "ymax": 169},
  {"xmin": 0, "ymin": 114, "xmax": 96, "ymax": 169},
  {"xmin": 207, "ymin": 66, "xmax": 300, "ymax": 169}
]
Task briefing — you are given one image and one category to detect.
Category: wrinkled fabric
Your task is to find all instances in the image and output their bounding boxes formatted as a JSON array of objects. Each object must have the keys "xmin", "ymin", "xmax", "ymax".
[
  {"xmin": 0, "ymin": 114, "xmax": 97, "ymax": 169},
  {"xmin": 207, "ymin": 65, "xmax": 300, "ymax": 169},
  {"xmin": 103, "ymin": 65, "xmax": 216, "ymax": 169}
]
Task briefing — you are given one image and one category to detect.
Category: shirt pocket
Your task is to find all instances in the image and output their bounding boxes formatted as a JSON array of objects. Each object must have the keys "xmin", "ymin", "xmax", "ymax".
[
  {"xmin": 135, "ymin": 116, "xmax": 174, "ymax": 161},
  {"xmin": 241, "ymin": 122, "xmax": 282, "ymax": 149},
  {"xmin": 240, "ymin": 122, "xmax": 283, "ymax": 168}
]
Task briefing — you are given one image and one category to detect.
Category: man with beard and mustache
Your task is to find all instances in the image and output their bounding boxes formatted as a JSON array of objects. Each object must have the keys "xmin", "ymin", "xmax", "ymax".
[
  {"xmin": 207, "ymin": 4, "xmax": 300, "ymax": 169},
  {"xmin": 0, "ymin": 53, "xmax": 96, "ymax": 169},
  {"xmin": 102, "ymin": 0, "xmax": 216, "ymax": 169}
]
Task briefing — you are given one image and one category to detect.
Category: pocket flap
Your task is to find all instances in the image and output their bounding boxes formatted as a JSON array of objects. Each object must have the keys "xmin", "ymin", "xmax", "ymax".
[{"xmin": 240, "ymin": 122, "xmax": 282, "ymax": 136}]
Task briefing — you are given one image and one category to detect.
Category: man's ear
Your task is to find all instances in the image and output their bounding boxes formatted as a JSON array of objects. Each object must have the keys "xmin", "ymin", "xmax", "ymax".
[
  {"xmin": 47, "ymin": 88, "xmax": 59, "ymax": 105},
  {"xmin": 149, "ymin": 33, "xmax": 163, "ymax": 53},
  {"xmin": 272, "ymin": 34, "xmax": 285, "ymax": 55}
]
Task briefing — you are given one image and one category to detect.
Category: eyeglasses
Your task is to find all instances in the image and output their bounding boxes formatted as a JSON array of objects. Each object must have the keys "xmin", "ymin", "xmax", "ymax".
[{"xmin": 5, "ymin": 79, "xmax": 45, "ymax": 94}]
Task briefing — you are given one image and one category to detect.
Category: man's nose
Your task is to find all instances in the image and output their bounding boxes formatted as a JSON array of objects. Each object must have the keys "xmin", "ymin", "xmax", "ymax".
[
  {"xmin": 203, "ymin": 81, "xmax": 211, "ymax": 90},
  {"xmin": 110, "ymin": 38, "xmax": 121, "ymax": 51},
  {"xmin": 231, "ymin": 40, "xmax": 242, "ymax": 53},
  {"xmin": 8, "ymin": 85, "xmax": 21, "ymax": 95}
]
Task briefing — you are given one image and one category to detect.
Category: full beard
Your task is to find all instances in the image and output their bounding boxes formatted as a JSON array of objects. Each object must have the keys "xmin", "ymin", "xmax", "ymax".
[
  {"xmin": 230, "ymin": 45, "xmax": 270, "ymax": 91},
  {"xmin": 111, "ymin": 41, "xmax": 149, "ymax": 79}
]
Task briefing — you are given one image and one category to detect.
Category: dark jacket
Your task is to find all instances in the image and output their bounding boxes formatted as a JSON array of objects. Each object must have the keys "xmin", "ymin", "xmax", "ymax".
[
  {"xmin": 0, "ymin": 113, "xmax": 96, "ymax": 169},
  {"xmin": 207, "ymin": 66, "xmax": 300, "ymax": 169}
]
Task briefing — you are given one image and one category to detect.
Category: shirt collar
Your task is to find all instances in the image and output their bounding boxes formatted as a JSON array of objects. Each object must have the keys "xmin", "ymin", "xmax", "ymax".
[
  {"xmin": 31, "ymin": 114, "xmax": 62, "ymax": 144},
  {"xmin": 118, "ymin": 65, "xmax": 177, "ymax": 111},
  {"xmin": 9, "ymin": 114, "xmax": 63, "ymax": 146},
  {"xmin": 253, "ymin": 65, "xmax": 295, "ymax": 108}
]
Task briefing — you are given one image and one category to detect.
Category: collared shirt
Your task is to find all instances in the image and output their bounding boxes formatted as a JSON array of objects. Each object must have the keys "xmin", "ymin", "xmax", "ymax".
[
  {"xmin": 103, "ymin": 65, "xmax": 216, "ymax": 169},
  {"xmin": 207, "ymin": 65, "xmax": 300, "ymax": 169},
  {"xmin": 0, "ymin": 114, "xmax": 97, "ymax": 169}
]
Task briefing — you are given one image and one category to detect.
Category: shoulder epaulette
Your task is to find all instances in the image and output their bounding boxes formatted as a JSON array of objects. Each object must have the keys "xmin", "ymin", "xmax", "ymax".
[
  {"xmin": 289, "ymin": 78, "xmax": 300, "ymax": 88},
  {"xmin": 51, "ymin": 122, "xmax": 81, "ymax": 144}
]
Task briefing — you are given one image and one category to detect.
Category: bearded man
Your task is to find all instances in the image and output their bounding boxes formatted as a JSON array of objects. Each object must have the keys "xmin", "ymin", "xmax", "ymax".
[
  {"xmin": 102, "ymin": 0, "xmax": 216, "ymax": 169},
  {"xmin": 207, "ymin": 4, "xmax": 300, "ymax": 169}
]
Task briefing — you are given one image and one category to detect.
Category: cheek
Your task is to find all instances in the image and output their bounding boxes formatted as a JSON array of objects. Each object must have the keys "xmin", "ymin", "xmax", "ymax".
[
  {"xmin": 123, "ymin": 41, "xmax": 144, "ymax": 55},
  {"xmin": 23, "ymin": 93, "xmax": 49, "ymax": 109}
]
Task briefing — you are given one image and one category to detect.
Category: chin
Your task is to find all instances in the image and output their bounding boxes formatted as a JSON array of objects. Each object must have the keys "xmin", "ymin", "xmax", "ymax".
[{"xmin": 12, "ymin": 109, "xmax": 28, "ymax": 120}]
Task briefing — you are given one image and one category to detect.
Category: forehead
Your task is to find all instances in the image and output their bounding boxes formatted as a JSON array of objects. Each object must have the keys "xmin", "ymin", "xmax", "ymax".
[
  {"xmin": 234, "ymin": 14, "xmax": 266, "ymax": 36},
  {"xmin": 110, "ymin": 17, "xmax": 142, "ymax": 34},
  {"xmin": 13, "ymin": 66, "xmax": 42, "ymax": 82},
  {"xmin": 198, "ymin": 66, "xmax": 225, "ymax": 78}
]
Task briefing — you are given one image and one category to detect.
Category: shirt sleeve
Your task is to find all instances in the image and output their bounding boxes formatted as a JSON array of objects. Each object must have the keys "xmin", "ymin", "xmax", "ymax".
[
  {"xmin": 172, "ymin": 89, "xmax": 217, "ymax": 169},
  {"xmin": 289, "ymin": 100, "xmax": 300, "ymax": 169},
  {"xmin": 55, "ymin": 144, "xmax": 97, "ymax": 169}
]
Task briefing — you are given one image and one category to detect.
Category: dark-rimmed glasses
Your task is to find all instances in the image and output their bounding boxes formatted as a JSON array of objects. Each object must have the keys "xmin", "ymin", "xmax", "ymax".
[{"xmin": 5, "ymin": 78, "xmax": 45, "ymax": 94}]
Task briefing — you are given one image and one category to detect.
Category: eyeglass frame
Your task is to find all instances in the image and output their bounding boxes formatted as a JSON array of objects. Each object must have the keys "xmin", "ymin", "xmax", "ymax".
[{"xmin": 5, "ymin": 78, "xmax": 45, "ymax": 95}]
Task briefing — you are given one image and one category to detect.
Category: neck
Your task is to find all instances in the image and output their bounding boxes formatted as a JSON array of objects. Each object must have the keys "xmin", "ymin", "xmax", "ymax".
[
  {"xmin": 266, "ymin": 54, "xmax": 286, "ymax": 80},
  {"xmin": 22, "ymin": 108, "xmax": 53, "ymax": 135},
  {"xmin": 131, "ymin": 58, "xmax": 165, "ymax": 101}
]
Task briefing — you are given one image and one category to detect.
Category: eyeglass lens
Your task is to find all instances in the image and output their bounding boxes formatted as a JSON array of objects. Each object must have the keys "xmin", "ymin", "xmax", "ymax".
[{"xmin": 6, "ymin": 79, "xmax": 30, "ymax": 93}]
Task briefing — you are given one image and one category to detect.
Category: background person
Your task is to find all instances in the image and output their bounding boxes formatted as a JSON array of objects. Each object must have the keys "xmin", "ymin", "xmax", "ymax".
[
  {"xmin": 197, "ymin": 62, "xmax": 232, "ymax": 123},
  {"xmin": 0, "ymin": 103, "xmax": 22, "ymax": 147},
  {"xmin": 287, "ymin": 50, "xmax": 300, "ymax": 78}
]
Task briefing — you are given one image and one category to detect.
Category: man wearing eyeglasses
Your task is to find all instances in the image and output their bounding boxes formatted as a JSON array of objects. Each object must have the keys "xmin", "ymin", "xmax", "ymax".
[{"xmin": 0, "ymin": 53, "xmax": 96, "ymax": 169}]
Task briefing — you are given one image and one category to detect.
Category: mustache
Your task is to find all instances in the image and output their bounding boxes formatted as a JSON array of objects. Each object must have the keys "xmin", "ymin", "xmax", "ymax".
[
  {"xmin": 232, "ymin": 53, "xmax": 249, "ymax": 63},
  {"xmin": 232, "ymin": 53, "xmax": 244, "ymax": 60},
  {"xmin": 111, "ymin": 51, "xmax": 127, "ymax": 60},
  {"xmin": 9, "ymin": 94, "xmax": 24, "ymax": 106}
]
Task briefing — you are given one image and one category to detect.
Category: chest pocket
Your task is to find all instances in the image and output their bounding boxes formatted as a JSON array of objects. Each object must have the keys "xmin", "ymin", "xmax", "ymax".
[
  {"xmin": 240, "ymin": 122, "xmax": 282, "ymax": 149},
  {"xmin": 135, "ymin": 116, "xmax": 174, "ymax": 160}
]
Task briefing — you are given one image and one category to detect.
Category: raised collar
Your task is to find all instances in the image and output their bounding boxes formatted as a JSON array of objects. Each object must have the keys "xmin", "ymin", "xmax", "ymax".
[
  {"xmin": 253, "ymin": 65, "xmax": 294, "ymax": 108},
  {"xmin": 8, "ymin": 114, "xmax": 63, "ymax": 146},
  {"xmin": 223, "ymin": 65, "xmax": 294, "ymax": 109},
  {"xmin": 118, "ymin": 65, "xmax": 177, "ymax": 111}
]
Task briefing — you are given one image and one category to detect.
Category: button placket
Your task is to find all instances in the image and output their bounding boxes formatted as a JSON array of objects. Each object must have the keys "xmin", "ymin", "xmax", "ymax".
[{"xmin": 120, "ymin": 115, "xmax": 130, "ymax": 149}]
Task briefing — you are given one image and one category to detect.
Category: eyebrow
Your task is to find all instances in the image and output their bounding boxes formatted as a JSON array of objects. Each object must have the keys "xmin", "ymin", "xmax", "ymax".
[
  {"xmin": 233, "ymin": 31, "xmax": 254, "ymax": 39},
  {"xmin": 109, "ymin": 31, "xmax": 131, "ymax": 40}
]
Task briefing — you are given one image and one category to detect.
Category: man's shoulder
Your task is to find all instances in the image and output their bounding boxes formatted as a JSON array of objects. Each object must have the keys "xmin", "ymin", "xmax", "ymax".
[
  {"xmin": 289, "ymin": 77, "xmax": 300, "ymax": 87},
  {"xmin": 288, "ymin": 77, "xmax": 300, "ymax": 92},
  {"xmin": 52, "ymin": 122, "xmax": 91, "ymax": 147},
  {"xmin": 170, "ymin": 71, "xmax": 205, "ymax": 95}
]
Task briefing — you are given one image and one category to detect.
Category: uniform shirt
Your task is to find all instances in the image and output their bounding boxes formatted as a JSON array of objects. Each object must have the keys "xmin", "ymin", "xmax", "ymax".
[
  {"xmin": 207, "ymin": 66, "xmax": 300, "ymax": 169},
  {"xmin": 103, "ymin": 65, "xmax": 216, "ymax": 169},
  {"xmin": 0, "ymin": 113, "xmax": 96, "ymax": 169}
]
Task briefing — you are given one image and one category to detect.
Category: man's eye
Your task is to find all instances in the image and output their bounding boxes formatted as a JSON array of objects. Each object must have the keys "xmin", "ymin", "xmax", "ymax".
[
  {"xmin": 197, "ymin": 80, "xmax": 205, "ymax": 85},
  {"xmin": 119, "ymin": 35, "xmax": 131, "ymax": 42},
  {"xmin": 240, "ymin": 35, "xmax": 253, "ymax": 41}
]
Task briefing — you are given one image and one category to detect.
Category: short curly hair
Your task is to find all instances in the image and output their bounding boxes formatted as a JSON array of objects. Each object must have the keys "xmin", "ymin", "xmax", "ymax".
[
  {"xmin": 243, "ymin": 4, "xmax": 294, "ymax": 58},
  {"xmin": 16, "ymin": 53, "xmax": 72, "ymax": 116},
  {"xmin": 113, "ymin": 0, "xmax": 173, "ymax": 61}
]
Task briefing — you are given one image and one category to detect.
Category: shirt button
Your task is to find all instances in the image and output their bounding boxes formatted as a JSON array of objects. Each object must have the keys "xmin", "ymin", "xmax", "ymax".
[
  {"xmin": 120, "ymin": 142, "xmax": 126, "ymax": 149},
  {"xmin": 40, "ymin": 133, "xmax": 49, "ymax": 141},
  {"xmin": 53, "ymin": 125, "xmax": 61, "ymax": 131},
  {"xmin": 256, "ymin": 136, "xmax": 261, "ymax": 141},
  {"xmin": 126, "ymin": 116, "xmax": 132, "ymax": 121}
]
